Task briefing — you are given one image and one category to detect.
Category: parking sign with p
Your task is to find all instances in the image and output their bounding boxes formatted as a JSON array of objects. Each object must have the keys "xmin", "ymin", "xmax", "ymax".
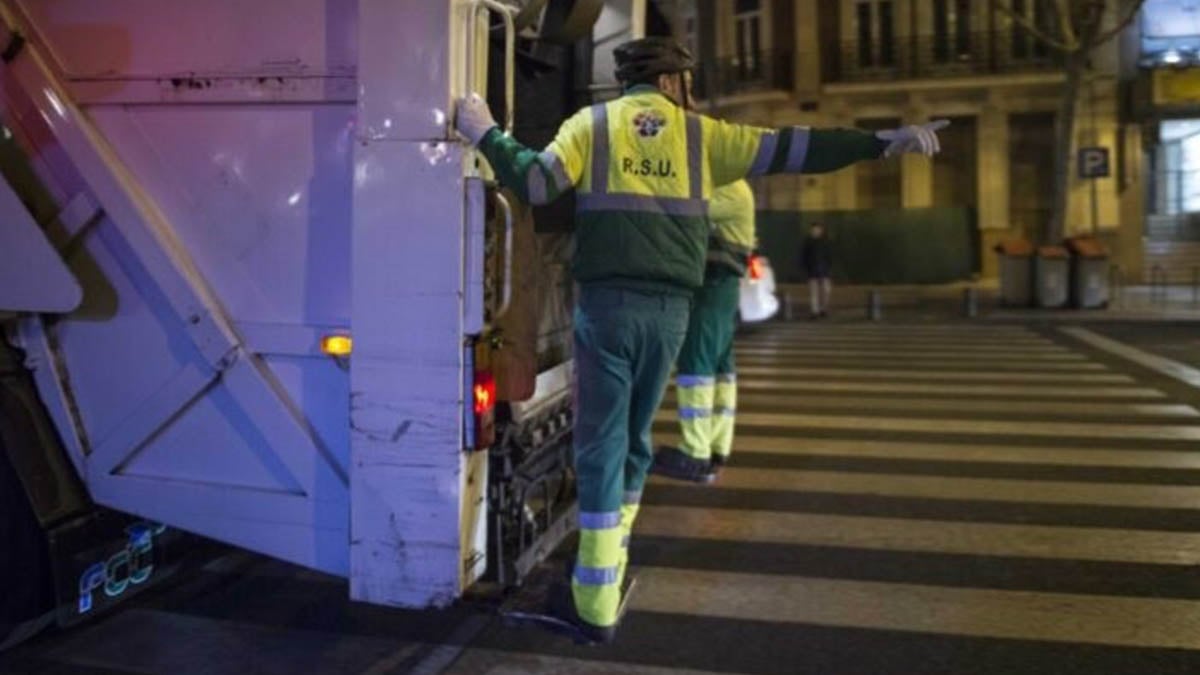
[{"xmin": 1078, "ymin": 147, "xmax": 1110, "ymax": 179}]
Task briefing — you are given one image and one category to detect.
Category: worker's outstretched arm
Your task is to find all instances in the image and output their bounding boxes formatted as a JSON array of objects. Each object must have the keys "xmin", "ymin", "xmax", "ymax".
[
  {"xmin": 456, "ymin": 93, "xmax": 583, "ymax": 205},
  {"xmin": 707, "ymin": 118, "xmax": 949, "ymax": 187}
]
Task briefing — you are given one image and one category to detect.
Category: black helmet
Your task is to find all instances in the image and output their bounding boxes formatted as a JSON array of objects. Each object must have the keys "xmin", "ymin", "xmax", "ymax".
[{"xmin": 613, "ymin": 37, "xmax": 695, "ymax": 84}]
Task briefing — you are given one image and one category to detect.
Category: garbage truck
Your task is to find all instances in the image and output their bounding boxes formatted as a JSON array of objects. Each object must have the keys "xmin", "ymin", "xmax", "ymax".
[{"xmin": 0, "ymin": 0, "xmax": 654, "ymax": 648}]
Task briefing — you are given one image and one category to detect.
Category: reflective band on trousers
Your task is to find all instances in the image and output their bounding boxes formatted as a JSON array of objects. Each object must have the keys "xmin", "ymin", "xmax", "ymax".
[
  {"xmin": 579, "ymin": 510, "xmax": 622, "ymax": 530},
  {"xmin": 586, "ymin": 102, "xmax": 706, "ymax": 213},
  {"xmin": 575, "ymin": 564, "xmax": 620, "ymax": 586},
  {"xmin": 678, "ymin": 374, "xmax": 716, "ymax": 387},
  {"xmin": 679, "ymin": 407, "xmax": 713, "ymax": 420}
]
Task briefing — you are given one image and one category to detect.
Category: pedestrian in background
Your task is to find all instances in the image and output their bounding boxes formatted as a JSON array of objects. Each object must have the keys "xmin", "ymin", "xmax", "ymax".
[{"xmin": 801, "ymin": 222, "xmax": 833, "ymax": 319}]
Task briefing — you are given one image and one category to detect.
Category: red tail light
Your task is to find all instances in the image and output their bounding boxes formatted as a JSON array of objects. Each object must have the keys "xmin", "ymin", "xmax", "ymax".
[
  {"xmin": 473, "ymin": 372, "xmax": 495, "ymax": 415},
  {"xmin": 472, "ymin": 370, "xmax": 496, "ymax": 450},
  {"xmin": 748, "ymin": 255, "xmax": 765, "ymax": 281}
]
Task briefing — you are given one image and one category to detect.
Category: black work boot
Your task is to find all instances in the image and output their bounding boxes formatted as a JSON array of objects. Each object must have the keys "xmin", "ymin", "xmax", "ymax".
[
  {"xmin": 709, "ymin": 453, "xmax": 729, "ymax": 478},
  {"xmin": 650, "ymin": 446, "xmax": 716, "ymax": 484},
  {"xmin": 546, "ymin": 582, "xmax": 618, "ymax": 645}
]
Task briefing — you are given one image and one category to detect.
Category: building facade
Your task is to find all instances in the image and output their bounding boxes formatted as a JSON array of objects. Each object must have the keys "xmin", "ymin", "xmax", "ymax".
[{"xmin": 662, "ymin": 0, "xmax": 1146, "ymax": 280}]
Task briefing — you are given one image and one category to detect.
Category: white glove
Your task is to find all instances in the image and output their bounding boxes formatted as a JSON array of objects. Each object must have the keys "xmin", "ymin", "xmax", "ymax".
[
  {"xmin": 876, "ymin": 120, "xmax": 950, "ymax": 158},
  {"xmin": 455, "ymin": 93, "xmax": 499, "ymax": 146}
]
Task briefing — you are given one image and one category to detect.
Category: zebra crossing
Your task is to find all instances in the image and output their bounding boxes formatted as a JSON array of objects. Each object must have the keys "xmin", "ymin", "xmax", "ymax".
[
  {"xmin": 401, "ymin": 322, "xmax": 1200, "ymax": 672},
  {"xmin": 593, "ymin": 322, "xmax": 1200, "ymax": 671}
]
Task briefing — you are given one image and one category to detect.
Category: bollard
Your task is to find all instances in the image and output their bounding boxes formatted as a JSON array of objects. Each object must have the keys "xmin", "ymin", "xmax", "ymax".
[
  {"xmin": 1108, "ymin": 264, "xmax": 1123, "ymax": 308},
  {"xmin": 1149, "ymin": 265, "xmax": 1159, "ymax": 304},
  {"xmin": 1150, "ymin": 264, "xmax": 1167, "ymax": 305},
  {"xmin": 962, "ymin": 287, "xmax": 978, "ymax": 318},
  {"xmin": 867, "ymin": 290, "xmax": 882, "ymax": 321}
]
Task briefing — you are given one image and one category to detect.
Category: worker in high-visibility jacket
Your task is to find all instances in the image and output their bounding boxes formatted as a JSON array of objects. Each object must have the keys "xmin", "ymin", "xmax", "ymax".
[
  {"xmin": 652, "ymin": 179, "xmax": 756, "ymax": 483},
  {"xmin": 455, "ymin": 37, "xmax": 946, "ymax": 643}
]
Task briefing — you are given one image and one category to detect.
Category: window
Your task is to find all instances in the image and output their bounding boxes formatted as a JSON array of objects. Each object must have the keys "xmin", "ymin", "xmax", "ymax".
[
  {"xmin": 933, "ymin": 0, "xmax": 972, "ymax": 63},
  {"xmin": 954, "ymin": 0, "xmax": 971, "ymax": 56},
  {"xmin": 855, "ymin": 118, "xmax": 903, "ymax": 208},
  {"xmin": 857, "ymin": 2, "xmax": 873, "ymax": 67},
  {"xmin": 856, "ymin": 1, "xmax": 895, "ymax": 68},
  {"xmin": 1010, "ymin": 0, "xmax": 1029, "ymax": 58},
  {"xmin": 735, "ymin": 0, "xmax": 763, "ymax": 78},
  {"xmin": 932, "ymin": 116, "xmax": 978, "ymax": 208},
  {"xmin": 685, "ymin": 17, "xmax": 697, "ymax": 55},
  {"xmin": 1033, "ymin": 0, "xmax": 1052, "ymax": 57},
  {"xmin": 878, "ymin": 2, "xmax": 895, "ymax": 66},
  {"xmin": 1157, "ymin": 120, "xmax": 1200, "ymax": 215},
  {"xmin": 933, "ymin": 0, "xmax": 949, "ymax": 61},
  {"xmin": 1009, "ymin": 113, "xmax": 1056, "ymax": 240},
  {"xmin": 1011, "ymin": 0, "xmax": 1052, "ymax": 60}
]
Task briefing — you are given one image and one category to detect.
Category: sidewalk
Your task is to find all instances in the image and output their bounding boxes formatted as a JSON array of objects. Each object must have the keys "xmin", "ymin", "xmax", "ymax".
[{"xmin": 775, "ymin": 282, "xmax": 1200, "ymax": 322}]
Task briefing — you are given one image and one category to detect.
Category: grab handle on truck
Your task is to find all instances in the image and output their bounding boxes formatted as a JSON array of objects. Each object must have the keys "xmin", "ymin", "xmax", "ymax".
[
  {"xmin": 491, "ymin": 191, "xmax": 515, "ymax": 325},
  {"xmin": 466, "ymin": 0, "xmax": 517, "ymax": 134}
]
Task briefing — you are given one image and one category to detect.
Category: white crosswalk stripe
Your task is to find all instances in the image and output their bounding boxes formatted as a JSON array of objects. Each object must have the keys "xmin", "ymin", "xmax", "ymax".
[
  {"xmin": 636, "ymin": 505, "xmax": 1200, "ymax": 565},
  {"xmin": 649, "ymin": 467, "xmax": 1200, "ymax": 508},
  {"xmin": 654, "ymin": 433, "xmax": 1200, "ymax": 468},
  {"xmin": 676, "ymin": 410, "xmax": 1200, "ymax": 441},
  {"xmin": 741, "ymin": 337, "xmax": 1069, "ymax": 351},
  {"xmin": 661, "ymin": 394, "xmax": 1198, "ymax": 418},
  {"xmin": 734, "ymin": 356, "xmax": 1111, "ymax": 371},
  {"xmin": 736, "ymin": 378, "xmax": 1168, "ymax": 398},
  {"xmin": 736, "ymin": 346, "xmax": 1091, "ymax": 361},
  {"xmin": 630, "ymin": 568, "xmax": 1200, "ymax": 650},
  {"xmin": 733, "ymin": 365, "xmax": 1136, "ymax": 383}
]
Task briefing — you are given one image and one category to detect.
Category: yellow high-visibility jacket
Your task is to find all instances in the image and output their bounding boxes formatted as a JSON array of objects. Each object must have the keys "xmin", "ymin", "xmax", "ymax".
[
  {"xmin": 707, "ymin": 179, "xmax": 756, "ymax": 276},
  {"xmin": 478, "ymin": 86, "xmax": 885, "ymax": 295}
]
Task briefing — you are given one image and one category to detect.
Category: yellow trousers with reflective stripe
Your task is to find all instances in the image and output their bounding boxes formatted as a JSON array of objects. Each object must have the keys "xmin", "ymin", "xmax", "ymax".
[
  {"xmin": 674, "ymin": 273, "xmax": 739, "ymax": 461},
  {"xmin": 712, "ymin": 375, "xmax": 737, "ymax": 460},
  {"xmin": 676, "ymin": 376, "xmax": 715, "ymax": 459}
]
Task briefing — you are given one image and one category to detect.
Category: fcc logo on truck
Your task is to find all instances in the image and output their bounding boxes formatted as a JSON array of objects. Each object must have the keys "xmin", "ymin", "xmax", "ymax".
[{"xmin": 77, "ymin": 522, "xmax": 167, "ymax": 614}]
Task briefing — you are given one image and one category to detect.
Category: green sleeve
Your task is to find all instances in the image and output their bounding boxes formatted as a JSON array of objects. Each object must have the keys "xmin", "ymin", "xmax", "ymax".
[
  {"xmin": 800, "ymin": 128, "xmax": 888, "ymax": 174},
  {"xmin": 476, "ymin": 128, "xmax": 574, "ymax": 205}
]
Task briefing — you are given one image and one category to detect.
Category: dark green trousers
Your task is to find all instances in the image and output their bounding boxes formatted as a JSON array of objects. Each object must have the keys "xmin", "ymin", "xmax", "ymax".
[{"xmin": 571, "ymin": 285, "xmax": 689, "ymax": 626}]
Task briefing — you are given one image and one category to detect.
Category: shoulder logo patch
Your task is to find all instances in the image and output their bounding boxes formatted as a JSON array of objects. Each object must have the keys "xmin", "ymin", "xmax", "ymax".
[{"xmin": 633, "ymin": 110, "xmax": 667, "ymax": 138}]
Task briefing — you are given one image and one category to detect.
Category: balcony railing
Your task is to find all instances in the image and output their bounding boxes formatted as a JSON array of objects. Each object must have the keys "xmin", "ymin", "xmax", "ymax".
[
  {"xmin": 828, "ymin": 32, "xmax": 1063, "ymax": 84},
  {"xmin": 695, "ymin": 49, "xmax": 794, "ymax": 100}
]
